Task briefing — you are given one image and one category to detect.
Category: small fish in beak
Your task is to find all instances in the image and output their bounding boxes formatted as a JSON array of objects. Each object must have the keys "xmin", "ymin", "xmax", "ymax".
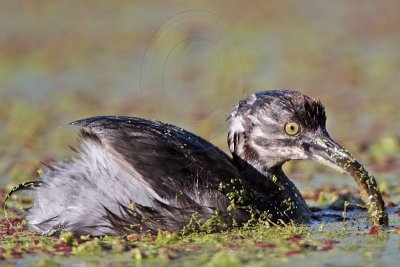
[{"xmin": 303, "ymin": 131, "xmax": 389, "ymax": 226}]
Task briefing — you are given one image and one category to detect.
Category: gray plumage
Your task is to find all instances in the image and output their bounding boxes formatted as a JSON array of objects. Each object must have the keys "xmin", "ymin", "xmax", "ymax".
[{"xmin": 23, "ymin": 89, "xmax": 351, "ymax": 236}]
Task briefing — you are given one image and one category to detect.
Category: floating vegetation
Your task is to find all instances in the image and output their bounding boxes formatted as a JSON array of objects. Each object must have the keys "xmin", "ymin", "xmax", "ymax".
[{"xmin": 1, "ymin": 2, "xmax": 400, "ymax": 266}]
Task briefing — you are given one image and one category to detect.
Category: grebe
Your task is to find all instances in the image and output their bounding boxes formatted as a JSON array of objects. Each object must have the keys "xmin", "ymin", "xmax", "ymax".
[{"xmin": 13, "ymin": 90, "xmax": 387, "ymax": 235}]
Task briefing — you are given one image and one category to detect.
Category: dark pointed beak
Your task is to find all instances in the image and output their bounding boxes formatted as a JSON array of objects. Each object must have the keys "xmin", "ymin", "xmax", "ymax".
[
  {"xmin": 302, "ymin": 132, "xmax": 354, "ymax": 174},
  {"xmin": 302, "ymin": 130, "xmax": 388, "ymax": 226}
]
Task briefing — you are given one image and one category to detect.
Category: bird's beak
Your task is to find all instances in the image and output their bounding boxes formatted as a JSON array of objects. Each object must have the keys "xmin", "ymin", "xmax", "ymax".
[
  {"xmin": 302, "ymin": 130, "xmax": 388, "ymax": 226},
  {"xmin": 302, "ymin": 132, "xmax": 354, "ymax": 175}
]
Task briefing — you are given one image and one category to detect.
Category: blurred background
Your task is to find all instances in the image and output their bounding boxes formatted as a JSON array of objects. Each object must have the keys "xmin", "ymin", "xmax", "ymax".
[{"xmin": 0, "ymin": 1, "xmax": 399, "ymax": 199}]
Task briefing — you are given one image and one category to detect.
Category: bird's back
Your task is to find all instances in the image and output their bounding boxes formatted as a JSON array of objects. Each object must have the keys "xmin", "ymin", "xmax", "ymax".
[{"xmin": 27, "ymin": 116, "xmax": 248, "ymax": 235}]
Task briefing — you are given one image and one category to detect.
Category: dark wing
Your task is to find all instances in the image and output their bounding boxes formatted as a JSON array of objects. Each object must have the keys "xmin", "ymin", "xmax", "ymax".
[{"xmin": 70, "ymin": 116, "xmax": 247, "ymax": 233}]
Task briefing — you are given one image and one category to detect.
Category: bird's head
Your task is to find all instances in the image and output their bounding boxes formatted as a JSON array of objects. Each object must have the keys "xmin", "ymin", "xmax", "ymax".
[
  {"xmin": 227, "ymin": 89, "xmax": 355, "ymax": 173},
  {"xmin": 228, "ymin": 89, "xmax": 388, "ymax": 226}
]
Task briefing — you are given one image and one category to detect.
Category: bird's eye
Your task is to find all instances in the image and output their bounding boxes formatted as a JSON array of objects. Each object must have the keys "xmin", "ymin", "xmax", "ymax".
[{"xmin": 284, "ymin": 122, "xmax": 300, "ymax": 136}]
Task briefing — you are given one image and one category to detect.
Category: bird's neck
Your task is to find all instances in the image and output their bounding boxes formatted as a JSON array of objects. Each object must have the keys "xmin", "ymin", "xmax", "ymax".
[{"xmin": 232, "ymin": 154, "xmax": 311, "ymax": 223}]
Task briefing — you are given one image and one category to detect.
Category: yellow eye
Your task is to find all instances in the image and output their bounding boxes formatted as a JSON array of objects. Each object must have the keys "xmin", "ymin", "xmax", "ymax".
[{"xmin": 284, "ymin": 122, "xmax": 300, "ymax": 136}]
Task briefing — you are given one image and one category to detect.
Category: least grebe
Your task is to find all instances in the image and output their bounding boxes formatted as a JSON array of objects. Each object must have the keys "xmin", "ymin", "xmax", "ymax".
[{"xmin": 11, "ymin": 90, "xmax": 386, "ymax": 235}]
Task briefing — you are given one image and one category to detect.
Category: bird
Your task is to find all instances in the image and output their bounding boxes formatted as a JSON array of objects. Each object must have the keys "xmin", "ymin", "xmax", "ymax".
[{"xmin": 9, "ymin": 89, "xmax": 384, "ymax": 236}]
